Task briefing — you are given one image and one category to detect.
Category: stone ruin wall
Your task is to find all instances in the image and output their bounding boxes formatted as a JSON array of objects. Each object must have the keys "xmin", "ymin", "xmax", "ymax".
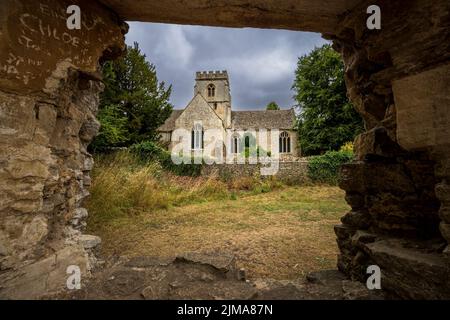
[
  {"xmin": 0, "ymin": 0, "xmax": 449, "ymax": 299},
  {"xmin": 0, "ymin": 0, "xmax": 126, "ymax": 298},
  {"xmin": 201, "ymin": 160, "xmax": 310, "ymax": 184},
  {"xmin": 325, "ymin": 0, "xmax": 450, "ymax": 299}
]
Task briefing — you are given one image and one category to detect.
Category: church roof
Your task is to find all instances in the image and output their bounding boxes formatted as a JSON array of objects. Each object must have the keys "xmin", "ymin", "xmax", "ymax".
[
  {"xmin": 157, "ymin": 108, "xmax": 296, "ymax": 131},
  {"xmin": 231, "ymin": 109, "xmax": 296, "ymax": 129},
  {"xmin": 157, "ymin": 109, "xmax": 183, "ymax": 131}
]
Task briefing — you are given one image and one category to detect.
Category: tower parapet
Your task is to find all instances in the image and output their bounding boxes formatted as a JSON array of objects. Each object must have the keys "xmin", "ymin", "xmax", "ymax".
[{"xmin": 196, "ymin": 70, "xmax": 229, "ymax": 80}]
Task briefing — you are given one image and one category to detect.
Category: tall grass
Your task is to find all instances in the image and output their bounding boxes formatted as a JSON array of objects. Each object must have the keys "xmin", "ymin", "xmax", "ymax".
[
  {"xmin": 86, "ymin": 152, "xmax": 170, "ymax": 227},
  {"xmin": 86, "ymin": 151, "xmax": 283, "ymax": 228}
]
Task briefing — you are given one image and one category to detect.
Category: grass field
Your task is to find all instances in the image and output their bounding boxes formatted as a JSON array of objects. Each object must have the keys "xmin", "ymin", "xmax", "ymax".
[{"xmin": 86, "ymin": 155, "xmax": 349, "ymax": 280}]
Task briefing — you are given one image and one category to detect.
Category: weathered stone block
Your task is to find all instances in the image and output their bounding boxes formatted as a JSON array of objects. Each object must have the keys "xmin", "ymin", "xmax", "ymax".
[
  {"xmin": 5, "ymin": 160, "xmax": 49, "ymax": 180},
  {"xmin": 435, "ymin": 182, "xmax": 450, "ymax": 202},
  {"xmin": 394, "ymin": 63, "xmax": 450, "ymax": 151},
  {"xmin": 334, "ymin": 224, "xmax": 356, "ymax": 240},
  {"xmin": 344, "ymin": 193, "xmax": 365, "ymax": 209},
  {"xmin": 402, "ymin": 158, "xmax": 437, "ymax": 191},
  {"xmin": 365, "ymin": 239, "xmax": 450, "ymax": 299},
  {"xmin": 433, "ymin": 155, "xmax": 450, "ymax": 179},
  {"xmin": 341, "ymin": 210, "xmax": 371, "ymax": 229},
  {"xmin": 78, "ymin": 234, "xmax": 101, "ymax": 250},
  {"xmin": 338, "ymin": 162, "xmax": 365, "ymax": 193},
  {"xmin": 366, "ymin": 191, "xmax": 440, "ymax": 236},
  {"xmin": 18, "ymin": 215, "xmax": 48, "ymax": 249},
  {"xmin": 439, "ymin": 222, "xmax": 450, "ymax": 243},
  {"xmin": 47, "ymin": 245, "xmax": 89, "ymax": 293},
  {"xmin": 33, "ymin": 103, "xmax": 58, "ymax": 145},
  {"xmin": 337, "ymin": 254, "xmax": 352, "ymax": 275},
  {"xmin": 340, "ymin": 162, "xmax": 417, "ymax": 195},
  {"xmin": 351, "ymin": 230, "xmax": 377, "ymax": 248},
  {"xmin": 439, "ymin": 205, "xmax": 450, "ymax": 224},
  {"xmin": 366, "ymin": 164, "xmax": 416, "ymax": 194},
  {"xmin": 354, "ymin": 126, "xmax": 404, "ymax": 160},
  {"xmin": 79, "ymin": 116, "xmax": 100, "ymax": 143},
  {"xmin": 11, "ymin": 199, "xmax": 43, "ymax": 214}
]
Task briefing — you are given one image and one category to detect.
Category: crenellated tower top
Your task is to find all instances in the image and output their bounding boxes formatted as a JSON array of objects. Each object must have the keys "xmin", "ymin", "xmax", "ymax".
[{"xmin": 195, "ymin": 70, "xmax": 229, "ymax": 81}]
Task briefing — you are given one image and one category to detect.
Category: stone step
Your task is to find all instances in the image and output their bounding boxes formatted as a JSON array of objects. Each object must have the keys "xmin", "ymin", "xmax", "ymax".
[{"xmin": 364, "ymin": 238, "xmax": 450, "ymax": 299}]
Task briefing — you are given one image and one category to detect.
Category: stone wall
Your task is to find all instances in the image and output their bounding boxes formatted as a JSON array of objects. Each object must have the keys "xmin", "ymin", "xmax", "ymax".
[
  {"xmin": 0, "ymin": 0, "xmax": 126, "ymax": 298},
  {"xmin": 325, "ymin": 0, "xmax": 450, "ymax": 299},
  {"xmin": 201, "ymin": 160, "xmax": 310, "ymax": 184}
]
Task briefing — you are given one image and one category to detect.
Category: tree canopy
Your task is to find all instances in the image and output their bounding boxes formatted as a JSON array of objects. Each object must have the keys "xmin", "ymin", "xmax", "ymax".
[
  {"xmin": 292, "ymin": 44, "xmax": 363, "ymax": 156},
  {"xmin": 90, "ymin": 42, "xmax": 173, "ymax": 151},
  {"xmin": 266, "ymin": 101, "xmax": 280, "ymax": 110}
]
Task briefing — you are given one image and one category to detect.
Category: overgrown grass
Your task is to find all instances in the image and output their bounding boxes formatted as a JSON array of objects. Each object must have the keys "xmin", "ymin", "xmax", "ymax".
[
  {"xmin": 86, "ymin": 151, "xmax": 283, "ymax": 228},
  {"xmin": 85, "ymin": 151, "xmax": 349, "ymax": 279}
]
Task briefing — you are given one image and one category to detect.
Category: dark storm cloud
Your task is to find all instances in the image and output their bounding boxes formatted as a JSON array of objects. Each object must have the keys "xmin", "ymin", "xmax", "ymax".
[{"xmin": 126, "ymin": 22, "xmax": 328, "ymax": 110}]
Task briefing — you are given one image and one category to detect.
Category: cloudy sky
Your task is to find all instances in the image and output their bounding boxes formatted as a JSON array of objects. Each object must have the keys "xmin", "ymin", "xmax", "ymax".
[{"xmin": 126, "ymin": 22, "xmax": 328, "ymax": 110}]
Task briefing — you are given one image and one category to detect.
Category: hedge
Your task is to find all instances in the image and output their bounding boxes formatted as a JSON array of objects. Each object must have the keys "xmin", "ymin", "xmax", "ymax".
[{"xmin": 307, "ymin": 150, "xmax": 353, "ymax": 185}]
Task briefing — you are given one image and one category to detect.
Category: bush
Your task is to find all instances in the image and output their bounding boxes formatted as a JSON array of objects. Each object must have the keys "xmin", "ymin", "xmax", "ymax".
[
  {"xmin": 129, "ymin": 140, "xmax": 167, "ymax": 161},
  {"xmin": 130, "ymin": 141, "xmax": 203, "ymax": 177},
  {"xmin": 307, "ymin": 150, "xmax": 353, "ymax": 185}
]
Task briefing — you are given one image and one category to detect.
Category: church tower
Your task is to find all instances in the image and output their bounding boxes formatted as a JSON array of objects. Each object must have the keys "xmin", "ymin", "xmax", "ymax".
[{"xmin": 194, "ymin": 70, "xmax": 231, "ymax": 128}]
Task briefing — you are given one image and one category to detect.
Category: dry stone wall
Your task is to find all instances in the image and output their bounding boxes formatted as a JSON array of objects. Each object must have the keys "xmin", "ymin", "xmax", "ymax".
[
  {"xmin": 0, "ymin": 0, "xmax": 126, "ymax": 298},
  {"xmin": 201, "ymin": 160, "xmax": 310, "ymax": 184}
]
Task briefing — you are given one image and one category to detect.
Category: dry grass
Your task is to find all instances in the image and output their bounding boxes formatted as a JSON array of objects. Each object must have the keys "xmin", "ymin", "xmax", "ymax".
[{"xmin": 86, "ymin": 154, "xmax": 349, "ymax": 280}]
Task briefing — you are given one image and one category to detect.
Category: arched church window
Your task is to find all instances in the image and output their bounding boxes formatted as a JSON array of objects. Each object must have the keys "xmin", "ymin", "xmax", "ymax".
[
  {"xmin": 207, "ymin": 84, "xmax": 215, "ymax": 97},
  {"xmin": 191, "ymin": 123, "xmax": 204, "ymax": 150},
  {"xmin": 231, "ymin": 133, "xmax": 240, "ymax": 154},
  {"xmin": 245, "ymin": 135, "xmax": 250, "ymax": 149},
  {"xmin": 279, "ymin": 131, "xmax": 291, "ymax": 153}
]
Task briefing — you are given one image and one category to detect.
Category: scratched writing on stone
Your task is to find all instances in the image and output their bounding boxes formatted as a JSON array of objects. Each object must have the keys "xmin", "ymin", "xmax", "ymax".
[
  {"xmin": 19, "ymin": 13, "xmax": 82, "ymax": 48},
  {"xmin": 0, "ymin": 1, "xmax": 121, "ymax": 89}
]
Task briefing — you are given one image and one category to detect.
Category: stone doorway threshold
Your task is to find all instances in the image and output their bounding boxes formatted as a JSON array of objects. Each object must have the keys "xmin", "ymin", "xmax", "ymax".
[{"xmin": 59, "ymin": 252, "xmax": 385, "ymax": 300}]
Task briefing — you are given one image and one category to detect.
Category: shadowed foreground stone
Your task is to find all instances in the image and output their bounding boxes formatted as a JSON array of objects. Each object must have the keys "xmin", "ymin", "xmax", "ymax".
[
  {"xmin": 365, "ymin": 239, "xmax": 450, "ymax": 299},
  {"xmin": 62, "ymin": 253, "xmax": 384, "ymax": 300},
  {"xmin": 329, "ymin": 0, "xmax": 450, "ymax": 299}
]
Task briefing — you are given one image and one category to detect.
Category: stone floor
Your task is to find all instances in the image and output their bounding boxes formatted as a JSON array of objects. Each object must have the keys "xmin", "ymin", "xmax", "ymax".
[{"xmin": 59, "ymin": 252, "xmax": 385, "ymax": 300}]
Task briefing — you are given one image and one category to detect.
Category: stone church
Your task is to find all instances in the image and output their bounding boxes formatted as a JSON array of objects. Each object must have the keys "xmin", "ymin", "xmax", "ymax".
[{"xmin": 158, "ymin": 71, "xmax": 299, "ymax": 160}]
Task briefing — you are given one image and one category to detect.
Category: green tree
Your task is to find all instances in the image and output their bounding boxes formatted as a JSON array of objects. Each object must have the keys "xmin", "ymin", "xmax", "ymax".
[
  {"xmin": 91, "ymin": 42, "xmax": 173, "ymax": 151},
  {"xmin": 90, "ymin": 104, "xmax": 129, "ymax": 151},
  {"xmin": 292, "ymin": 44, "xmax": 363, "ymax": 155},
  {"xmin": 266, "ymin": 101, "xmax": 280, "ymax": 110}
]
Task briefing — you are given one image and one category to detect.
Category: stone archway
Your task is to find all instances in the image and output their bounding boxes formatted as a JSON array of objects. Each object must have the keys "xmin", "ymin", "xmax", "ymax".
[{"xmin": 0, "ymin": 0, "xmax": 449, "ymax": 299}]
